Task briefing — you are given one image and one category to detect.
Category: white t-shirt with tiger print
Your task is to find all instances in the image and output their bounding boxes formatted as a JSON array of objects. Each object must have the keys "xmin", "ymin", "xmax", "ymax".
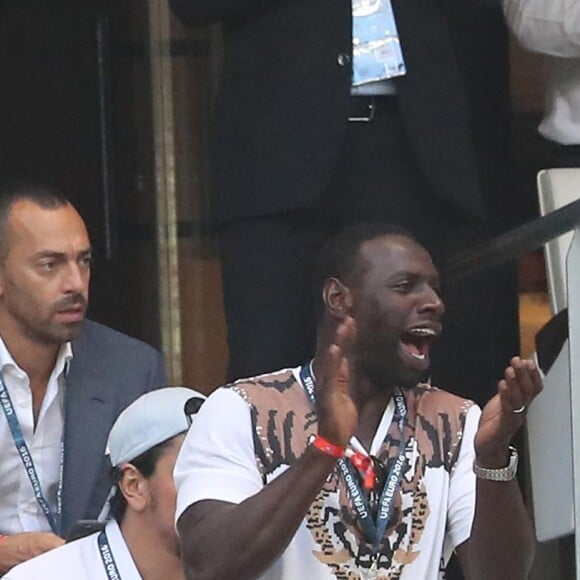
[{"xmin": 175, "ymin": 366, "xmax": 481, "ymax": 580}]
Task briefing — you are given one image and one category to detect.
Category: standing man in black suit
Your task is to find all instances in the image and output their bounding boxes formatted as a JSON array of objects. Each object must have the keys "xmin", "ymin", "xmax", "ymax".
[
  {"xmin": 0, "ymin": 182, "xmax": 165, "ymax": 574},
  {"xmin": 170, "ymin": 0, "xmax": 517, "ymax": 407}
]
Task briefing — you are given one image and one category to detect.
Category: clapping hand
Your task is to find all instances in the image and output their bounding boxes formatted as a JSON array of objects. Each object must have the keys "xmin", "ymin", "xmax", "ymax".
[{"xmin": 475, "ymin": 357, "xmax": 543, "ymax": 466}]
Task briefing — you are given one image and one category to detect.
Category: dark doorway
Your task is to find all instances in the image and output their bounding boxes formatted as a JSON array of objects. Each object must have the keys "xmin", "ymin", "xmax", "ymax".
[{"xmin": 0, "ymin": 0, "xmax": 161, "ymax": 348}]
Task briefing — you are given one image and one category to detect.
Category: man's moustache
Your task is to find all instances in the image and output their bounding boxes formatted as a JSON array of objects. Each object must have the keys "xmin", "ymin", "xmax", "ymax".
[{"xmin": 53, "ymin": 295, "xmax": 88, "ymax": 312}]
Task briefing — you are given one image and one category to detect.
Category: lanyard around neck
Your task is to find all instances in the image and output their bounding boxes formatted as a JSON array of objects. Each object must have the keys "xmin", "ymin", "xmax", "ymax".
[
  {"xmin": 299, "ymin": 362, "xmax": 408, "ymax": 547},
  {"xmin": 98, "ymin": 529, "xmax": 123, "ymax": 580},
  {"xmin": 0, "ymin": 371, "xmax": 63, "ymax": 534}
]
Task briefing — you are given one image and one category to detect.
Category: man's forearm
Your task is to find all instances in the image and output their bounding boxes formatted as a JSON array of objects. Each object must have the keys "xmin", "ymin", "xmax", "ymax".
[
  {"xmin": 0, "ymin": 537, "xmax": 18, "ymax": 576},
  {"xmin": 178, "ymin": 446, "xmax": 338, "ymax": 580},
  {"xmin": 466, "ymin": 479, "xmax": 535, "ymax": 580},
  {"xmin": 0, "ymin": 532, "xmax": 65, "ymax": 574}
]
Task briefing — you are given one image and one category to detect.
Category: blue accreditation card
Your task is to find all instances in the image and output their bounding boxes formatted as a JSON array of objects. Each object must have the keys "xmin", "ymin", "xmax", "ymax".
[{"xmin": 352, "ymin": 0, "xmax": 406, "ymax": 86}]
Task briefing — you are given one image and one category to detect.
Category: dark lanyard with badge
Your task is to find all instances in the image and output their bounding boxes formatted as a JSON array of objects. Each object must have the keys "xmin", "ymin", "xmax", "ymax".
[
  {"xmin": 0, "ymin": 372, "xmax": 63, "ymax": 534},
  {"xmin": 299, "ymin": 363, "xmax": 409, "ymax": 570},
  {"xmin": 98, "ymin": 529, "xmax": 123, "ymax": 580}
]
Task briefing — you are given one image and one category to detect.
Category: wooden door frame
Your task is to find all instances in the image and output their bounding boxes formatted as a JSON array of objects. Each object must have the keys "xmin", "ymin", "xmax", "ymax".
[{"xmin": 148, "ymin": 0, "xmax": 183, "ymax": 383}]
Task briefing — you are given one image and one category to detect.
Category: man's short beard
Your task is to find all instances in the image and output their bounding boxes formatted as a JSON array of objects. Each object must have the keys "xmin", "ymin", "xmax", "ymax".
[
  {"xmin": 356, "ymin": 347, "xmax": 423, "ymax": 391},
  {"xmin": 21, "ymin": 319, "xmax": 83, "ymax": 346}
]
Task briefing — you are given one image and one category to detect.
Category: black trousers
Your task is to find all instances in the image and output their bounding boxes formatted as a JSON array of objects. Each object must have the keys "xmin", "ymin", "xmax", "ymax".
[{"xmin": 219, "ymin": 98, "xmax": 519, "ymax": 408}]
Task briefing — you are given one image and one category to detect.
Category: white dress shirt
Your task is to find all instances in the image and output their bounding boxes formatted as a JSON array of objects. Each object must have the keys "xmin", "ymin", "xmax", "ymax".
[
  {"xmin": 503, "ymin": 0, "xmax": 580, "ymax": 144},
  {"xmin": 3, "ymin": 519, "xmax": 142, "ymax": 580},
  {"xmin": 0, "ymin": 338, "xmax": 72, "ymax": 534}
]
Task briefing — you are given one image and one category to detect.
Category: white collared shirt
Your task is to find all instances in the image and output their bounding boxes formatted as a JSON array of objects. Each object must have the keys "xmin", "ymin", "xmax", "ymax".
[
  {"xmin": 0, "ymin": 337, "xmax": 72, "ymax": 534},
  {"xmin": 3, "ymin": 519, "xmax": 142, "ymax": 580},
  {"xmin": 503, "ymin": 0, "xmax": 580, "ymax": 144}
]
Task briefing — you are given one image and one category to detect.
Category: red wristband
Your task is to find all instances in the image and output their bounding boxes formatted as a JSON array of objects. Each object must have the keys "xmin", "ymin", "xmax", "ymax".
[
  {"xmin": 348, "ymin": 452, "xmax": 376, "ymax": 490},
  {"xmin": 311, "ymin": 435, "xmax": 345, "ymax": 458}
]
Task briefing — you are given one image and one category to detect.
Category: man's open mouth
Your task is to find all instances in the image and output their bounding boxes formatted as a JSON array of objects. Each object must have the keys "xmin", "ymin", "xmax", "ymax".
[{"xmin": 399, "ymin": 325, "xmax": 440, "ymax": 368}]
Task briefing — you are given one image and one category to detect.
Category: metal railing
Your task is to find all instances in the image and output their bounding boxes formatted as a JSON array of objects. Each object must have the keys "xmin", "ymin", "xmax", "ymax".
[{"xmin": 445, "ymin": 197, "xmax": 580, "ymax": 282}]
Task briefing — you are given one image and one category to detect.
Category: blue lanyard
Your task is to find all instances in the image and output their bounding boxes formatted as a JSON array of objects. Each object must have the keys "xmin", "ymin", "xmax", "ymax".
[
  {"xmin": 299, "ymin": 362, "xmax": 408, "ymax": 547},
  {"xmin": 98, "ymin": 530, "xmax": 122, "ymax": 580},
  {"xmin": 0, "ymin": 372, "xmax": 63, "ymax": 534}
]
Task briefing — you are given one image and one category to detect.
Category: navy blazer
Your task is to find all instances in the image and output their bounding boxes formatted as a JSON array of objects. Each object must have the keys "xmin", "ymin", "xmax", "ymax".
[{"xmin": 60, "ymin": 320, "xmax": 165, "ymax": 537}]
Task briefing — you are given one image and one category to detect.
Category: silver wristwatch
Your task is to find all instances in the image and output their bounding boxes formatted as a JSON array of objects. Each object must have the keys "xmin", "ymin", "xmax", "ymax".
[{"xmin": 473, "ymin": 446, "xmax": 518, "ymax": 482}]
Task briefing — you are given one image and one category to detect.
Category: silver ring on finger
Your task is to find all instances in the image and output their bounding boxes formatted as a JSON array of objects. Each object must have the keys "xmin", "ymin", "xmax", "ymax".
[{"xmin": 512, "ymin": 405, "xmax": 526, "ymax": 414}]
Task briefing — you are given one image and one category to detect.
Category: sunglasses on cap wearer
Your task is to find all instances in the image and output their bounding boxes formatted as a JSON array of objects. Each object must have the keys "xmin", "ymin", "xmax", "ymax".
[{"xmin": 184, "ymin": 397, "xmax": 206, "ymax": 426}]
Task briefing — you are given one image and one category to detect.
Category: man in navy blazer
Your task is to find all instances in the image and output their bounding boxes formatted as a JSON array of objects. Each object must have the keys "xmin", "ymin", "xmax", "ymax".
[
  {"xmin": 170, "ymin": 0, "xmax": 519, "ymax": 410},
  {"xmin": 0, "ymin": 181, "xmax": 165, "ymax": 573},
  {"xmin": 62, "ymin": 319, "xmax": 165, "ymax": 535}
]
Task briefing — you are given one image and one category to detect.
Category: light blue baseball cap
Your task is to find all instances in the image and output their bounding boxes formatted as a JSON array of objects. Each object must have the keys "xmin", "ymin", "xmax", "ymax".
[{"xmin": 106, "ymin": 387, "xmax": 206, "ymax": 467}]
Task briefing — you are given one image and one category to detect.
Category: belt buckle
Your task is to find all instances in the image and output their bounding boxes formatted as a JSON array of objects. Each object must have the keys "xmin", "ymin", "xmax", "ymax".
[{"xmin": 348, "ymin": 97, "xmax": 376, "ymax": 123}]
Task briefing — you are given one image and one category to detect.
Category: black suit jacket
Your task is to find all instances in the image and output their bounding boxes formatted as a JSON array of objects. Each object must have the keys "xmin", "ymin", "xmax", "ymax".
[
  {"xmin": 60, "ymin": 320, "xmax": 165, "ymax": 536},
  {"xmin": 170, "ymin": 0, "xmax": 509, "ymax": 226}
]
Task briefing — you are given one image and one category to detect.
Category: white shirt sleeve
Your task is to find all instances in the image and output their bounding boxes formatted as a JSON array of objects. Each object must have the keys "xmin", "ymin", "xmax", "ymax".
[
  {"xmin": 443, "ymin": 404, "xmax": 481, "ymax": 560},
  {"xmin": 174, "ymin": 387, "xmax": 264, "ymax": 524},
  {"xmin": 503, "ymin": 0, "xmax": 580, "ymax": 58}
]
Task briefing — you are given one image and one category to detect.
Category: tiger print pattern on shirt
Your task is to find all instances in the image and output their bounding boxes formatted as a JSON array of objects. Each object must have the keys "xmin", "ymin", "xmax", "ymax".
[{"xmin": 229, "ymin": 368, "xmax": 474, "ymax": 579}]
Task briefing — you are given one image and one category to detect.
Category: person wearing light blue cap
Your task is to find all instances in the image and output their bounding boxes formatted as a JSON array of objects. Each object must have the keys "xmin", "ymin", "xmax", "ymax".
[{"xmin": 4, "ymin": 387, "xmax": 206, "ymax": 580}]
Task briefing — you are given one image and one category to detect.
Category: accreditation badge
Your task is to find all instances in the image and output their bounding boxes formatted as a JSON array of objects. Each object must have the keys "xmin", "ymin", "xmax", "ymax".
[{"xmin": 352, "ymin": 0, "xmax": 406, "ymax": 85}]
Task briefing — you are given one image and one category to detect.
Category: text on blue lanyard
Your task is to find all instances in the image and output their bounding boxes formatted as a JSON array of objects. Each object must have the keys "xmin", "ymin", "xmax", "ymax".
[
  {"xmin": 299, "ymin": 362, "xmax": 409, "ymax": 547},
  {"xmin": 98, "ymin": 530, "xmax": 122, "ymax": 580},
  {"xmin": 0, "ymin": 372, "xmax": 62, "ymax": 534}
]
